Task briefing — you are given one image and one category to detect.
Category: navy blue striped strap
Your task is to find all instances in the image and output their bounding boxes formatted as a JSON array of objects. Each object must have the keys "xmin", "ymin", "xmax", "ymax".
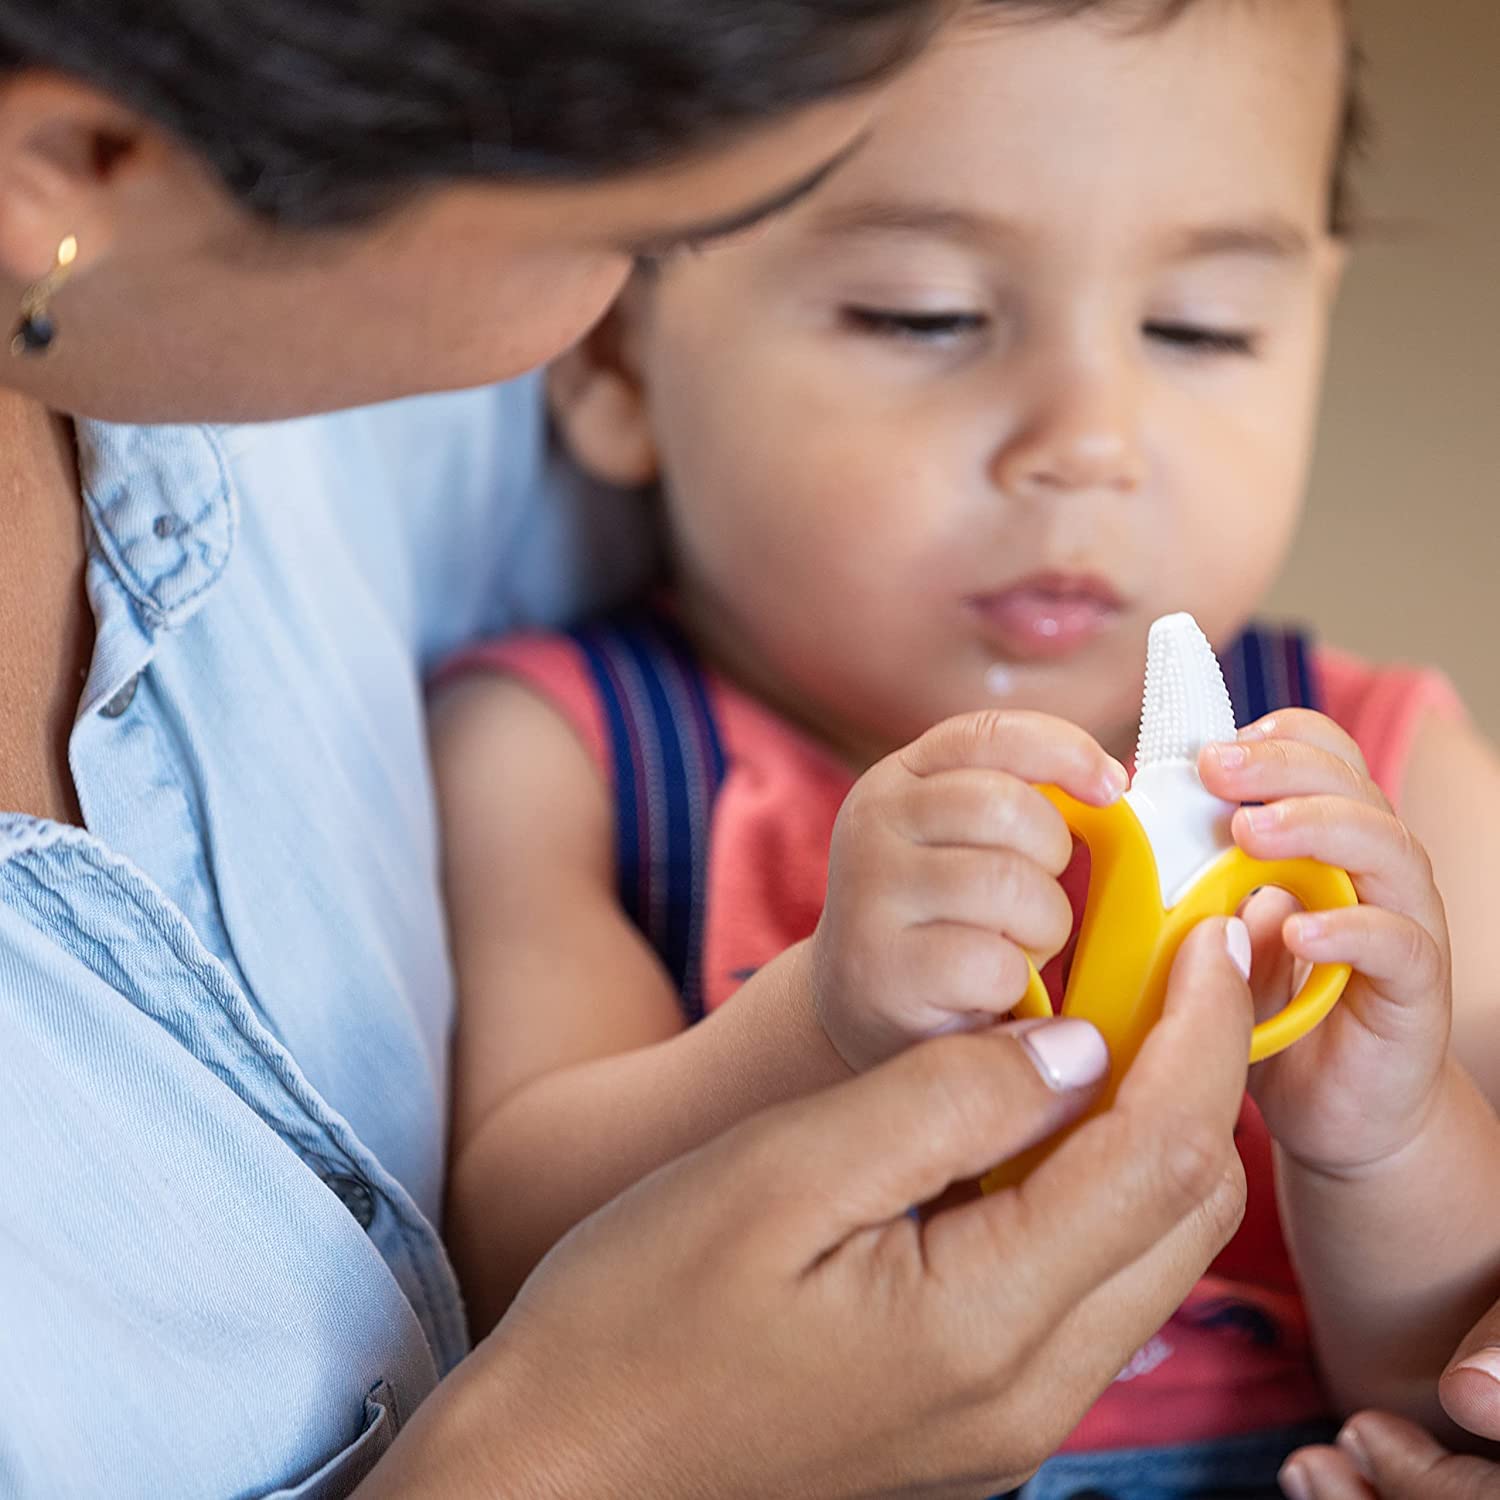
[
  {"xmin": 1222, "ymin": 623, "xmax": 1321, "ymax": 722},
  {"xmin": 569, "ymin": 613, "xmax": 728, "ymax": 1025}
]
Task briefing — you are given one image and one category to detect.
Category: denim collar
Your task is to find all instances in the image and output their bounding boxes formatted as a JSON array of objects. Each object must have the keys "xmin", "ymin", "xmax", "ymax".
[{"xmin": 76, "ymin": 420, "xmax": 238, "ymax": 632}]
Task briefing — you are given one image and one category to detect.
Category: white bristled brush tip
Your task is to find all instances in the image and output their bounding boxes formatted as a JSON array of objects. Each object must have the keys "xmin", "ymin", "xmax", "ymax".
[
  {"xmin": 1135, "ymin": 613, "xmax": 1238, "ymax": 769},
  {"xmin": 1125, "ymin": 613, "xmax": 1240, "ymax": 907}
]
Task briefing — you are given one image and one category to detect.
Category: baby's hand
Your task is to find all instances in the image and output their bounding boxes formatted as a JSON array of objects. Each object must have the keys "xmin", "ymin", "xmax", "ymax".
[
  {"xmin": 811, "ymin": 711, "xmax": 1128, "ymax": 1072},
  {"xmin": 1199, "ymin": 710, "xmax": 1454, "ymax": 1173}
]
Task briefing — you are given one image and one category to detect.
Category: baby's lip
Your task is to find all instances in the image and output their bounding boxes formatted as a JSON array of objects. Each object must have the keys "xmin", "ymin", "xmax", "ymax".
[{"xmin": 966, "ymin": 573, "xmax": 1128, "ymax": 661}]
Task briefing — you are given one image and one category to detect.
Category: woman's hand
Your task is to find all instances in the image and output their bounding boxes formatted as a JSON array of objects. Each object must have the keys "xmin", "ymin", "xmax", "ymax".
[
  {"xmin": 1280, "ymin": 1302, "xmax": 1500, "ymax": 1497},
  {"xmin": 360, "ymin": 920, "xmax": 1254, "ymax": 1500},
  {"xmin": 1282, "ymin": 1413, "xmax": 1500, "ymax": 1499},
  {"xmin": 813, "ymin": 710, "xmax": 1128, "ymax": 1072}
]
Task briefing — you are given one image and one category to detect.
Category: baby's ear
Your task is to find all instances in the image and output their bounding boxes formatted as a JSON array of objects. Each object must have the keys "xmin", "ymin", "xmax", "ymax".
[{"xmin": 548, "ymin": 288, "xmax": 659, "ymax": 489}]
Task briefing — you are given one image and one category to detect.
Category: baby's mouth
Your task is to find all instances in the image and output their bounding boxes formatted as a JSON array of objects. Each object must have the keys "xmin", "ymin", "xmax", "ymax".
[{"xmin": 965, "ymin": 572, "xmax": 1127, "ymax": 661}]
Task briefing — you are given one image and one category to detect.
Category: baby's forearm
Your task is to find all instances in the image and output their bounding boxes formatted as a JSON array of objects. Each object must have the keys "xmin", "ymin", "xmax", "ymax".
[
  {"xmin": 446, "ymin": 941, "xmax": 851, "ymax": 1337},
  {"xmin": 1277, "ymin": 1059, "xmax": 1500, "ymax": 1431}
]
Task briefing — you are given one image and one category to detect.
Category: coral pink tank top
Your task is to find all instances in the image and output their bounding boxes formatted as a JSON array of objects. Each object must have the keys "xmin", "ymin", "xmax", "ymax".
[{"xmin": 443, "ymin": 621, "xmax": 1461, "ymax": 1450}]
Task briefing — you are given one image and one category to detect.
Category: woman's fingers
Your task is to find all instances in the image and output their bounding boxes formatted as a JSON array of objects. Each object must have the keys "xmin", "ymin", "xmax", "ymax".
[
  {"xmin": 1284, "ymin": 1414, "xmax": 1500, "ymax": 1500},
  {"xmin": 1443, "ymin": 1317, "xmax": 1500, "ymax": 1440},
  {"xmin": 923, "ymin": 919, "xmax": 1254, "ymax": 1337}
]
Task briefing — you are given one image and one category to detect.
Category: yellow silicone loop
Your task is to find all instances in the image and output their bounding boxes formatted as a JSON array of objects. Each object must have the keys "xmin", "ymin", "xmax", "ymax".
[
  {"xmin": 1182, "ymin": 847, "xmax": 1357, "ymax": 1062},
  {"xmin": 1013, "ymin": 966, "xmax": 1054, "ymax": 1021},
  {"xmin": 989, "ymin": 792, "xmax": 1357, "ymax": 1196}
]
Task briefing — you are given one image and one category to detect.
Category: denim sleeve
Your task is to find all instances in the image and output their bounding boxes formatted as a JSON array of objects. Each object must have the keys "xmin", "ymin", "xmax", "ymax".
[{"xmin": 222, "ymin": 377, "xmax": 660, "ymax": 671}]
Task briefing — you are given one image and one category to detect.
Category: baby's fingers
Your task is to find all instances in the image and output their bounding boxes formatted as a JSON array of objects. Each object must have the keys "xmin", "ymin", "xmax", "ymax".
[
  {"xmin": 1231, "ymin": 795, "xmax": 1445, "ymax": 931},
  {"xmin": 892, "ymin": 924, "xmax": 1041, "ymax": 1032},
  {"xmin": 1237, "ymin": 707, "xmax": 1370, "ymax": 770},
  {"xmin": 904, "ymin": 845, "xmax": 1075, "ymax": 959},
  {"xmin": 900, "ymin": 711, "xmax": 1128, "ymax": 808},
  {"xmin": 893, "ymin": 769, "xmax": 1075, "ymax": 876},
  {"xmin": 1285, "ymin": 905, "xmax": 1448, "ymax": 1018},
  {"xmin": 1201, "ymin": 733, "xmax": 1387, "ymax": 813}
]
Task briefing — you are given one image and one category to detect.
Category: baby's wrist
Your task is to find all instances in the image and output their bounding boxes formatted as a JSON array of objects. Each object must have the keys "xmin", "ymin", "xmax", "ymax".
[{"xmin": 1276, "ymin": 1058, "xmax": 1464, "ymax": 1191}]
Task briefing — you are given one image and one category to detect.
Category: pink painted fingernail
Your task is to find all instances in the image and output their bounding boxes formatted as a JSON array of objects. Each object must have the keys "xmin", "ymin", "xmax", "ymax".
[
  {"xmin": 1226, "ymin": 917, "xmax": 1252, "ymax": 981},
  {"xmin": 1016, "ymin": 1018, "xmax": 1110, "ymax": 1091},
  {"xmin": 1453, "ymin": 1348, "xmax": 1500, "ymax": 1386},
  {"xmin": 1277, "ymin": 1459, "xmax": 1313, "ymax": 1500}
]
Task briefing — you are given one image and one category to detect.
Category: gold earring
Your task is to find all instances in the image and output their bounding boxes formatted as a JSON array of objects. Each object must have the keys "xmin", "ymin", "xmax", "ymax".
[{"xmin": 11, "ymin": 235, "xmax": 78, "ymax": 357}]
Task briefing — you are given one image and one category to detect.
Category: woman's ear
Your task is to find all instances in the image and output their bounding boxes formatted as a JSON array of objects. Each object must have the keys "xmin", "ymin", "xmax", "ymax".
[
  {"xmin": 0, "ymin": 73, "xmax": 147, "ymax": 289},
  {"xmin": 548, "ymin": 283, "xmax": 660, "ymax": 489}
]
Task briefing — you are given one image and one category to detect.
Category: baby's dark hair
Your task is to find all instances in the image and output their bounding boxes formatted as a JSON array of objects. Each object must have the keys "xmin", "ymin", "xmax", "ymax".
[
  {"xmin": 0, "ymin": 0, "xmax": 945, "ymax": 227},
  {"xmin": 982, "ymin": 0, "xmax": 1367, "ymax": 234}
]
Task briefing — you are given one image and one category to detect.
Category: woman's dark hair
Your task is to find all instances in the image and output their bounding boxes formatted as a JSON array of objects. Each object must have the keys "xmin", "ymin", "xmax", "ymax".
[
  {"xmin": 0, "ymin": 0, "xmax": 946, "ymax": 226},
  {"xmin": 983, "ymin": 0, "xmax": 1368, "ymax": 234}
]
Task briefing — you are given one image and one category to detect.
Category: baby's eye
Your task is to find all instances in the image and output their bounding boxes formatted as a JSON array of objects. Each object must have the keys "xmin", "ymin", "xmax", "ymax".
[
  {"xmin": 841, "ymin": 306, "xmax": 988, "ymax": 343},
  {"xmin": 1145, "ymin": 320, "xmax": 1259, "ymax": 357}
]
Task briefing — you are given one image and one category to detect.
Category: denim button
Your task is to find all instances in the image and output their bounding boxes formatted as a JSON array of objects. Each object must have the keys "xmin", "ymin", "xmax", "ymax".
[
  {"xmin": 323, "ymin": 1173, "xmax": 377, "ymax": 1230},
  {"xmin": 99, "ymin": 675, "xmax": 140, "ymax": 719}
]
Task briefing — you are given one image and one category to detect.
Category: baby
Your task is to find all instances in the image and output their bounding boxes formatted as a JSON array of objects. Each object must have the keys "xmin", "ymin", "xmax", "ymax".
[{"xmin": 431, "ymin": 1, "xmax": 1500, "ymax": 1493}]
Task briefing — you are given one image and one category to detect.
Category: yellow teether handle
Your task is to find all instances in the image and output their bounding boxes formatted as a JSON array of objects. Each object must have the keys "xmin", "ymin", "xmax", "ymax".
[
  {"xmin": 1013, "ymin": 966, "xmax": 1055, "ymax": 1021},
  {"xmin": 984, "ymin": 794, "xmax": 1357, "ymax": 1196},
  {"xmin": 1181, "ymin": 847, "xmax": 1357, "ymax": 1062}
]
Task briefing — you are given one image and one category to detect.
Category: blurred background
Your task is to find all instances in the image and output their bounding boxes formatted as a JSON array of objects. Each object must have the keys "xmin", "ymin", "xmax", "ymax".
[{"xmin": 1268, "ymin": 0, "xmax": 1500, "ymax": 734}]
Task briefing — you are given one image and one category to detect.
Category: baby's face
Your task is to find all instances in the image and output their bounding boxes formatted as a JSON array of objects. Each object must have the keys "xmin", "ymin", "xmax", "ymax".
[{"xmin": 586, "ymin": 1, "xmax": 1348, "ymax": 763}]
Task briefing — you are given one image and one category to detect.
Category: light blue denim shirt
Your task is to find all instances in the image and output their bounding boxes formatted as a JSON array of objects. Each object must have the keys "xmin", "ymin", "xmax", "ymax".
[{"xmin": 0, "ymin": 377, "xmax": 653, "ymax": 1498}]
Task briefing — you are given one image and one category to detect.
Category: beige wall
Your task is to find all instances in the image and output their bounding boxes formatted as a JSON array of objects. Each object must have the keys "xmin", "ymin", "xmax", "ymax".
[{"xmin": 1267, "ymin": 0, "xmax": 1500, "ymax": 734}]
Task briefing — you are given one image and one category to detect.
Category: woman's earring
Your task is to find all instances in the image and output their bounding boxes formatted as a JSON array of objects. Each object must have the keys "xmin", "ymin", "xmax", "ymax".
[{"xmin": 11, "ymin": 235, "xmax": 78, "ymax": 357}]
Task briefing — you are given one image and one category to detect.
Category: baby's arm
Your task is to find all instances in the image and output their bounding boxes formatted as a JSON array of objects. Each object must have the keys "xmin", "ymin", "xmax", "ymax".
[
  {"xmin": 431, "ymin": 673, "xmax": 850, "ymax": 1337},
  {"xmin": 1202, "ymin": 712, "xmax": 1500, "ymax": 1432},
  {"xmin": 1399, "ymin": 710, "xmax": 1500, "ymax": 1105},
  {"xmin": 432, "ymin": 674, "xmax": 1127, "ymax": 1337},
  {"xmin": 1276, "ymin": 1062, "xmax": 1500, "ymax": 1436}
]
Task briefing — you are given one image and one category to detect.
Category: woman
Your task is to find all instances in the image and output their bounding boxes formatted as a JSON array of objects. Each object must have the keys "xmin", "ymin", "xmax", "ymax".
[{"xmin": 0, "ymin": 3, "xmax": 1261, "ymax": 1495}]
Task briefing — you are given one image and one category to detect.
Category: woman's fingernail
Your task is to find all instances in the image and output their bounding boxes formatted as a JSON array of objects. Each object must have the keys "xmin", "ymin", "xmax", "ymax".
[
  {"xmin": 1242, "ymin": 805, "xmax": 1279, "ymax": 834},
  {"xmin": 1104, "ymin": 758, "xmax": 1130, "ymax": 799},
  {"xmin": 1210, "ymin": 742, "xmax": 1249, "ymax": 770},
  {"xmin": 1225, "ymin": 917, "xmax": 1253, "ymax": 980},
  {"xmin": 1337, "ymin": 1421, "xmax": 1372, "ymax": 1481},
  {"xmin": 1240, "ymin": 717, "xmax": 1276, "ymax": 741},
  {"xmin": 1277, "ymin": 1458, "xmax": 1313, "ymax": 1500},
  {"xmin": 1453, "ymin": 1348, "xmax": 1500, "ymax": 1385},
  {"xmin": 1016, "ymin": 1018, "xmax": 1110, "ymax": 1091}
]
